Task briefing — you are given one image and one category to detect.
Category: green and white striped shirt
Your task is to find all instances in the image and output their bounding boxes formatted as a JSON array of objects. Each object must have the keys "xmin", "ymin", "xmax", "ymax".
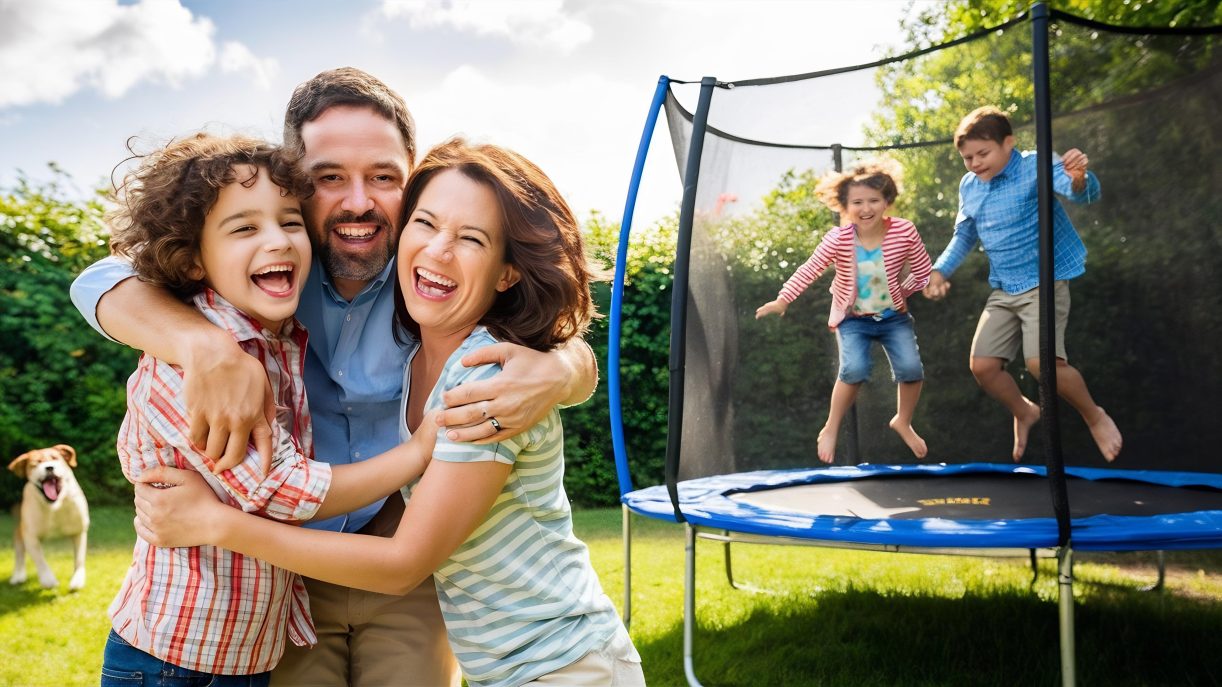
[{"xmin": 399, "ymin": 326, "xmax": 621, "ymax": 687}]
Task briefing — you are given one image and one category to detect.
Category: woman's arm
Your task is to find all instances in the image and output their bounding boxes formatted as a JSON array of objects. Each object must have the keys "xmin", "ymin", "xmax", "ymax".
[{"xmin": 135, "ymin": 456, "xmax": 510, "ymax": 596}]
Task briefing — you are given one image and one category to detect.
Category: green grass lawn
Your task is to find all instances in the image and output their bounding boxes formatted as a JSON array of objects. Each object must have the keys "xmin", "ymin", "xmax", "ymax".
[{"xmin": 3, "ymin": 506, "xmax": 1221, "ymax": 686}]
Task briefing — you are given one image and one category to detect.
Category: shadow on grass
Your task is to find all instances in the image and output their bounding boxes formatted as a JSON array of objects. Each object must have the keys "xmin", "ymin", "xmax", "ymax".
[{"xmin": 636, "ymin": 586, "xmax": 1222, "ymax": 687}]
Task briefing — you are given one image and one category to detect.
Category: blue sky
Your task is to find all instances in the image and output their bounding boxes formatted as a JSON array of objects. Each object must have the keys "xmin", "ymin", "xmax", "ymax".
[{"xmin": 0, "ymin": 0, "xmax": 932, "ymax": 227}]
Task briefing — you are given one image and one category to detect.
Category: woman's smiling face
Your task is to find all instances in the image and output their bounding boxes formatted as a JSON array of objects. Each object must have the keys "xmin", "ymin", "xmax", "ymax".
[{"xmin": 396, "ymin": 169, "xmax": 520, "ymax": 340}]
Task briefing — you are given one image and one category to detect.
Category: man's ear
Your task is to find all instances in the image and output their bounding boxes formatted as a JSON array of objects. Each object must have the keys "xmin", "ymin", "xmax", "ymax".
[
  {"xmin": 8, "ymin": 452, "xmax": 32, "ymax": 476},
  {"xmin": 54, "ymin": 444, "xmax": 77, "ymax": 468}
]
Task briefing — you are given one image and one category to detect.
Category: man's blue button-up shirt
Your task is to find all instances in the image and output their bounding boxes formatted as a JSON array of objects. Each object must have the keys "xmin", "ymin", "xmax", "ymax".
[{"xmin": 931, "ymin": 148, "xmax": 1101, "ymax": 294}]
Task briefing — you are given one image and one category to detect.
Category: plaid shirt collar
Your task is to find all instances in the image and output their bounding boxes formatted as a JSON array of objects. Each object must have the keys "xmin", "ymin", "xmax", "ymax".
[{"xmin": 192, "ymin": 288, "xmax": 306, "ymax": 349}]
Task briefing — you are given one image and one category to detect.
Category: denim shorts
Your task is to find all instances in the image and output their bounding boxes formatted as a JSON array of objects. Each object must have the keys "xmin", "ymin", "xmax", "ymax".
[
  {"xmin": 835, "ymin": 312, "xmax": 924, "ymax": 384},
  {"xmin": 100, "ymin": 630, "xmax": 271, "ymax": 687}
]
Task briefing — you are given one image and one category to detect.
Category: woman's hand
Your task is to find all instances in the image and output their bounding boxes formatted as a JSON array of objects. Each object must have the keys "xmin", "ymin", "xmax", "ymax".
[
  {"xmin": 922, "ymin": 271, "xmax": 951, "ymax": 300},
  {"xmin": 133, "ymin": 466, "xmax": 227, "ymax": 548},
  {"xmin": 755, "ymin": 299, "xmax": 789, "ymax": 319}
]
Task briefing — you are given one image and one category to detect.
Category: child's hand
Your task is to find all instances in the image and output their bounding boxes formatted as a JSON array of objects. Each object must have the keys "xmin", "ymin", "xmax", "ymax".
[
  {"xmin": 923, "ymin": 271, "xmax": 951, "ymax": 300},
  {"xmin": 755, "ymin": 299, "xmax": 789, "ymax": 319},
  {"xmin": 1061, "ymin": 148, "xmax": 1089, "ymax": 191}
]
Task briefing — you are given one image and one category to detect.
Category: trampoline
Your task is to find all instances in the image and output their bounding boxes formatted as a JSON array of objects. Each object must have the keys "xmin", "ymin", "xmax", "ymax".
[{"xmin": 608, "ymin": 6, "xmax": 1222, "ymax": 687}]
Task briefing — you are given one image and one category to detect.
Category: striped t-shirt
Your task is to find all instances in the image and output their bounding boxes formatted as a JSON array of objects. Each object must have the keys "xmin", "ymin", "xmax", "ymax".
[{"xmin": 399, "ymin": 326, "xmax": 621, "ymax": 687}]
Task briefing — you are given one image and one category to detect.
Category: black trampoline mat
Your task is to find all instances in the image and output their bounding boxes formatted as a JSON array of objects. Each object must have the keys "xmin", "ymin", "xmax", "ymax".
[{"xmin": 729, "ymin": 474, "xmax": 1222, "ymax": 520}]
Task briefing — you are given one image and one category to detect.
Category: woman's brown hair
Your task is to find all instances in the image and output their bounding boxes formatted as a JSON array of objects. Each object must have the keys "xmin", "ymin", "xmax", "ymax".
[
  {"xmin": 392, "ymin": 138, "xmax": 600, "ymax": 351},
  {"xmin": 108, "ymin": 133, "xmax": 306, "ymax": 298}
]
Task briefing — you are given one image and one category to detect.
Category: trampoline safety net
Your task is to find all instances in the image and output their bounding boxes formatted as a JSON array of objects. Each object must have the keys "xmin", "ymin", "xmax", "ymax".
[{"xmin": 654, "ymin": 13, "xmax": 1220, "ymax": 488}]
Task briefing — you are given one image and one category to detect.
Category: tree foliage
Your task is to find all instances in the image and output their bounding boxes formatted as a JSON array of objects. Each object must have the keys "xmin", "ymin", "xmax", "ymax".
[{"xmin": 1, "ymin": 170, "xmax": 136, "ymax": 506}]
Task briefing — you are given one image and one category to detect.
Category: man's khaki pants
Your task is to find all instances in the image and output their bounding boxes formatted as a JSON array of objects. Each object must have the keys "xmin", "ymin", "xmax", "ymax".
[{"xmin": 271, "ymin": 497, "xmax": 460, "ymax": 687}]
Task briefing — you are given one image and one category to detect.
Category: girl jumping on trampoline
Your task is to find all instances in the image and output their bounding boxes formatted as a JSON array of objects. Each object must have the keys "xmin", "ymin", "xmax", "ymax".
[{"xmin": 756, "ymin": 161, "xmax": 933, "ymax": 463}]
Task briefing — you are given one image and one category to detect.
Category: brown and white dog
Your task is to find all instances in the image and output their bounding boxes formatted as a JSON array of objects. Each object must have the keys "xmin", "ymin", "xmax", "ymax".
[{"xmin": 8, "ymin": 444, "xmax": 89, "ymax": 590}]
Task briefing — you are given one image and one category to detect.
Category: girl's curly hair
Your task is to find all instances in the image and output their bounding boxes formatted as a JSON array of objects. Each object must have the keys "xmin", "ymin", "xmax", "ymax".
[
  {"xmin": 814, "ymin": 158, "xmax": 903, "ymax": 215},
  {"xmin": 108, "ymin": 133, "xmax": 308, "ymax": 298}
]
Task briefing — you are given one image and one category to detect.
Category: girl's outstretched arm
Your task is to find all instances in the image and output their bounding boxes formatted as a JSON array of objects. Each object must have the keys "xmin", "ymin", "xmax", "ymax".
[{"xmin": 135, "ymin": 452, "xmax": 511, "ymax": 596}]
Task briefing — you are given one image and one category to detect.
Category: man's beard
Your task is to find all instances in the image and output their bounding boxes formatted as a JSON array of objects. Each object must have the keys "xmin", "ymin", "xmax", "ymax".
[{"xmin": 315, "ymin": 209, "xmax": 395, "ymax": 282}]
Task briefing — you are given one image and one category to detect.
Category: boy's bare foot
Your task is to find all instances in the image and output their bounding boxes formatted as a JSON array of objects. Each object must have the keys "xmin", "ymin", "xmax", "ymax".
[
  {"xmin": 1013, "ymin": 399, "xmax": 1041, "ymax": 462},
  {"xmin": 889, "ymin": 416, "xmax": 928, "ymax": 459},
  {"xmin": 816, "ymin": 425, "xmax": 838, "ymax": 464},
  {"xmin": 1085, "ymin": 407, "xmax": 1122, "ymax": 462}
]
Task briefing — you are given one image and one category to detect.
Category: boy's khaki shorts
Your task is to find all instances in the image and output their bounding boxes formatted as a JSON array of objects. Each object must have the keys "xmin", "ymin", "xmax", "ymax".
[{"xmin": 970, "ymin": 280, "xmax": 1070, "ymax": 362}]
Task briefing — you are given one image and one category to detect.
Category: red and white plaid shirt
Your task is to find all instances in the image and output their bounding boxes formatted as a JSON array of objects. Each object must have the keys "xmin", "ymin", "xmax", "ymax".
[{"xmin": 109, "ymin": 289, "xmax": 332, "ymax": 675}]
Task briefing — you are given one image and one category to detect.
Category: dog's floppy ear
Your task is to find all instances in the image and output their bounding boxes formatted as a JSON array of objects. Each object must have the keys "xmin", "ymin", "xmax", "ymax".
[
  {"xmin": 54, "ymin": 444, "xmax": 77, "ymax": 468},
  {"xmin": 8, "ymin": 452, "xmax": 32, "ymax": 476}
]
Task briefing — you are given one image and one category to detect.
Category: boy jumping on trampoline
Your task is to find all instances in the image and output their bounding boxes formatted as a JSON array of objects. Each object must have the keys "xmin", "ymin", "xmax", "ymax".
[
  {"xmin": 922, "ymin": 105, "xmax": 1122, "ymax": 463},
  {"xmin": 757, "ymin": 160, "xmax": 932, "ymax": 463}
]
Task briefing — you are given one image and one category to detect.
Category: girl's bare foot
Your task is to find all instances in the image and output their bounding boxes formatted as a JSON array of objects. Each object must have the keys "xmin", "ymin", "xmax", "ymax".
[
  {"xmin": 889, "ymin": 416, "xmax": 928, "ymax": 459},
  {"xmin": 1085, "ymin": 407, "xmax": 1122, "ymax": 462},
  {"xmin": 816, "ymin": 425, "xmax": 838, "ymax": 464},
  {"xmin": 1013, "ymin": 399, "xmax": 1041, "ymax": 462}
]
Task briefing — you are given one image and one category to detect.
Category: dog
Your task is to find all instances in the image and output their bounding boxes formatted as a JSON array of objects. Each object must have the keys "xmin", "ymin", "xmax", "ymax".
[{"xmin": 8, "ymin": 444, "xmax": 89, "ymax": 590}]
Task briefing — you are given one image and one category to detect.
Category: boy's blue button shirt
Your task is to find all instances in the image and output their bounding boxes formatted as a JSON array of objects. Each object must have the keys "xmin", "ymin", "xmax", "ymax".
[
  {"xmin": 931, "ymin": 148, "xmax": 1100, "ymax": 294},
  {"xmin": 295, "ymin": 255, "xmax": 411, "ymax": 533}
]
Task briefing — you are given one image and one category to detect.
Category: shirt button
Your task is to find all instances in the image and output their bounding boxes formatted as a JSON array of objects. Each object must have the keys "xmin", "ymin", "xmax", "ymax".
[
  {"xmin": 346, "ymin": 406, "xmax": 353, "ymax": 412},
  {"xmin": 345, "ymin": 314, "xmax": 352, "ymax": 322},
  {"xmin": 354, "ymin": 452, "xmax": 361, "ymax": 458},
  {"xmin": 337, "ymin": 371, "xmax": 343, "ymax": 377}
]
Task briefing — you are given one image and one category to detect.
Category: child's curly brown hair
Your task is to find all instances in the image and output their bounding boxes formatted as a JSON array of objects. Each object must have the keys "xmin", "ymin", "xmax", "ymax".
[
  {"xmin": 814, "ymin": 159, "xmax": 903, "ymax": 215},
  {"xmin": 108, "ymin": 133, "xmax": 308, "ymax": 298}
]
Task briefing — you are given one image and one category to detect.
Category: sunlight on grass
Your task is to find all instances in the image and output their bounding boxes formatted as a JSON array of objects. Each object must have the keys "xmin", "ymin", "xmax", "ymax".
[{"xmin": 2, "ymin": 507, "xmax": 1220, "ymax": 686}]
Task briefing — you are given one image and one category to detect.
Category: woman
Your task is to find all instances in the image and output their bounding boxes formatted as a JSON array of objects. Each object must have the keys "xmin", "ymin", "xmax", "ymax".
[{"xmin": 134, "ymin": 139, "xmax": 644, "ymax": 687}]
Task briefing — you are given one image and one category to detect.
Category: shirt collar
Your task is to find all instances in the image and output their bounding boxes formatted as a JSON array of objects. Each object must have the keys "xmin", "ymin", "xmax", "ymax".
[
  {"xmin": 994, "ymin": 148, "xmax": 1022, "ymax": 180},
  {"xmin": 191, "ymin": 288, "xmax": 305, "ymax": 346},
  {"xmin": 317, "ymin": 255, "xmax": 396, "ymax": 305}
]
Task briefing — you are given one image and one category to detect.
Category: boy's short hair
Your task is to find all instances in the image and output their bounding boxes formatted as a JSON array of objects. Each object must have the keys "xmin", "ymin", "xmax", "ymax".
[
  {"xmin": 283, "ymin": 67, "xmax": 417, "ymax": 167},
  {"xmin": 109, "ymin": 133, "xmax": 305, "ymax": 299},
  {"xmin": 955, "ymin": 106, "xmax": 1013, "ymax": 147},
  {"xmin": 392, "ymin": 138, "xmax": 601, "ymax": 352},
  {"xmin": 815, "ymin": 159, "xmax": 902, "ymax": 215}
]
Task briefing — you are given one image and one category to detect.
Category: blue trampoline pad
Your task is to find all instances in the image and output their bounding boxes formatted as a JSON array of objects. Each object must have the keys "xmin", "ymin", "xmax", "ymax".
[{"xmin": 622, "ymin": 463, "xmax": 1222, "ymax": 551}]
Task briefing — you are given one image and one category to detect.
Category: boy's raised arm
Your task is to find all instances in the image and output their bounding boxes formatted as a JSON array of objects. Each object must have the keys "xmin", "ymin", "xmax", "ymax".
[{"xmin": 71, "ymin": 256, "xmax": 274, "ymax": 469}]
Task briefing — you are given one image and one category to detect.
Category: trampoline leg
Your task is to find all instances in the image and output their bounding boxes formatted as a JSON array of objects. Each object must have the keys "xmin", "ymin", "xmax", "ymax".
[
  {"xmin": 1139, "ymin": 550, "xmax": 1166, "ymax": 593},
  {"xmin": 722, "ymin": 530, "xmax": 738, "ymax": 589},
  {"xmin": 684, "ymin": 524, "xmax": 705, "ymax": 687},
  {"xmin": 623, "ymin": 505, "xmax": 632, "ymax": 628},
  {"xmin": 1057, "ymin": 545, "xmax": 1076, "ymax": 687},
  {"xmin": 1030, "ymin": 548, "xmax": 1040, "ymax": 587}
]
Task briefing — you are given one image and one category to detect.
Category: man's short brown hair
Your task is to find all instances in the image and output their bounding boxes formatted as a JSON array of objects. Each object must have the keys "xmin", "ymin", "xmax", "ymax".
[
  {"xmin": 955, "ymin": 105, "xmax": 1014, "ymax": 147},
  {"xmin": 283, "ymin": 67, "xmax": 416, "ymax": 167},
  {"xmin": 392, "ymin": 138, "xmax": 599, "ymax": 351},
  {"xmin": 109, "ymin": 133, "xmax": 304, "ymax": 298}
]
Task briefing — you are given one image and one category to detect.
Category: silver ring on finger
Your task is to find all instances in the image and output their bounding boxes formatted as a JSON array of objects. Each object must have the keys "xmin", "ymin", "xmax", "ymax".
[{"xmin": 488, "ymin": 417, "xmax": 502, "ymax": 432}]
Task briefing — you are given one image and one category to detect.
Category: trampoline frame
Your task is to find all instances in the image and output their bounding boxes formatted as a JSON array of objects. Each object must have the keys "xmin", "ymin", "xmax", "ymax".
[{"xmin": 609, "ymin": 4, "xmax": 1221, "ymax": 686}]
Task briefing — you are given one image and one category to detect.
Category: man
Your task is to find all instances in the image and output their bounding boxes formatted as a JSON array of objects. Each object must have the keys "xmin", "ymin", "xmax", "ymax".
[{"xmin": 71, "ymin": 67, "xmax": 597, "ymax": 687}]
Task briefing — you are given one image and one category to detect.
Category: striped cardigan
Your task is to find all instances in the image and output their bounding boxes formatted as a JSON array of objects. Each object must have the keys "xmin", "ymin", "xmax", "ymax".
[{"xmin": 777, "ymin": 216, "xmax": 932, "ymax": 329}]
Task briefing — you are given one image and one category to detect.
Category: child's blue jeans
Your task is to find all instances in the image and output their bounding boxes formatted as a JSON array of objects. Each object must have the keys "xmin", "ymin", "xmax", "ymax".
[
  {"xmin": 835, "ymin": 312, "xmax": 924, "ymax": 384},
  {"xmin": 100, "ymin": 630, "xmax": 271, "ymax": 687}
]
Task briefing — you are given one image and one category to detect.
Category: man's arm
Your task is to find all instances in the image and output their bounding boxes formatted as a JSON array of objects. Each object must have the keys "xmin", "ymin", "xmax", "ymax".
[
  {"xmin": 71, "ymin": 257, "xmax": 273, "ymax": 468},
  {"xmin": 438, "ymin": 337, "xmax": 597, "ymax": 443}
]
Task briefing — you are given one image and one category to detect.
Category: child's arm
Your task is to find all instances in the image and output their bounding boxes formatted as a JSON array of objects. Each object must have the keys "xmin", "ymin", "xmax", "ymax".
[
  {"xmin": 899, "ymin": 227, "xmax": 934, "ymax": 299},
  {"xmin": 1054, "ymin": 149, "xmax": 1100, "ymax": 203},
  {"xmin": 311, "ymin": 420, "xmax": 438, "ymax": 520},
  {"xmin": 925, "ymin": 187, "xmax": 980, "ymax": 301},
  {"xmin": 757, "ymin": 229, "xmax": 840, "ymax": 317}
]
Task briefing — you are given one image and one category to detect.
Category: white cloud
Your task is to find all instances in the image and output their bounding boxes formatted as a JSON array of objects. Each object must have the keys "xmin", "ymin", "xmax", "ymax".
[
  {"xmin": 219, "ymin": 42, "xmax": 280, "ymax": 90},
  {"xmin": 0, "ymin": 0, "xmax": 276, "ymax": 109},
  {"xmin": 380, "ymin": 0, "xmax": 592, "ymax": 53}
]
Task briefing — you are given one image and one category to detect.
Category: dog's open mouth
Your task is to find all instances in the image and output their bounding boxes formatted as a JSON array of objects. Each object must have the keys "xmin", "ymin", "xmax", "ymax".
[{"xmin": 40, "ymin": 475, "xmax": 61, "ymax": 503}]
